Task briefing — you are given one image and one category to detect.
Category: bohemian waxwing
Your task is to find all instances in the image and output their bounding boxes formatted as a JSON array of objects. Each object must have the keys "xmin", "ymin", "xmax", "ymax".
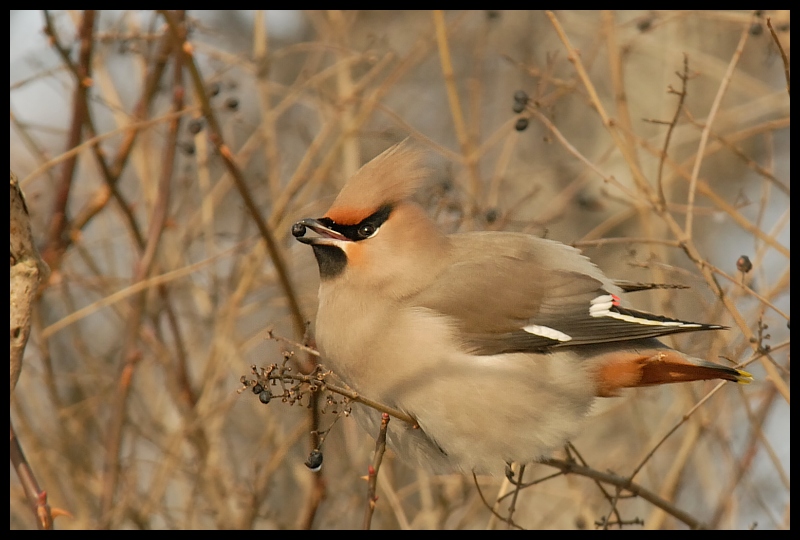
[{"xmin": 292, "ymin": 141, "xmax": 752, "ymax": 475}]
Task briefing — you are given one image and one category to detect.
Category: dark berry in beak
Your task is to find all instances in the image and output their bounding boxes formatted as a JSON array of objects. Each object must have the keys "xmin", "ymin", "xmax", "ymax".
[{"xmin": 292, "ymin": 222, "xmax": 307, "ymax": 238}]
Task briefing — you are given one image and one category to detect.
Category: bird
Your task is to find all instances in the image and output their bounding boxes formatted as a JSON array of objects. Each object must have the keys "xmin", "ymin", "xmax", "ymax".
[{"xmin": 291, "ymin": 141, "xmax": 752, "ymax": 475}]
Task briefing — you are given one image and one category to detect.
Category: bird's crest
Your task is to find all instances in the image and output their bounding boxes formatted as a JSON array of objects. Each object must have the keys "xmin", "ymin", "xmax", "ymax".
[{"xmin": 326, "ymin": 140, "xmax": 428, "ymax": 225}]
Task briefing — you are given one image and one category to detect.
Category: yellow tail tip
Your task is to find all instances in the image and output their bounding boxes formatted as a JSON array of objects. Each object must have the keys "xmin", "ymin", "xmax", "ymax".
[{"xmin": 735, "ymin": 369, "xmax": 754, "ymax": 384}]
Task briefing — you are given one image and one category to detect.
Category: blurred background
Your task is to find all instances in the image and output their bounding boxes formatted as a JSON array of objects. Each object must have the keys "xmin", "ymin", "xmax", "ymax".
[{"xmin": 10, "ymin": 10, "xmax": 789, "ymax": 529}]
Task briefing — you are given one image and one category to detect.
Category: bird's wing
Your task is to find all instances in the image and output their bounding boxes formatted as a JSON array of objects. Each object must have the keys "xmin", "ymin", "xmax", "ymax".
[{"xmin": 412, "ymin": 232, "xmax": 722, "ymax": 356}]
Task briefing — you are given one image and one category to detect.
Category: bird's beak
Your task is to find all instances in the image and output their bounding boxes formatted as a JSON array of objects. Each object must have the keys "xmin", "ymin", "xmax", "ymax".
[{"xmin": 292, "ymin": 218, "xmax": 348, "ymax": 245}]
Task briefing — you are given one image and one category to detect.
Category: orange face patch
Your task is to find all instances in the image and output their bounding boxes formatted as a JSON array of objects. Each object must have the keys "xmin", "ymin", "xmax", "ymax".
[
  {"xmin": 325, "ymin": 206, "xmax": 375, "ymax": 226},
  {"xmin": 341, "ymin": 240, "xmax": 366, "ymax": 268}
]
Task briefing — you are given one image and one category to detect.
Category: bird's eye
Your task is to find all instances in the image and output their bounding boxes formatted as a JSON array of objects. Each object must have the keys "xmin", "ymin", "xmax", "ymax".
[{"xmin": 358, "ymin": 224, "xmax": 377, "ymax": 238}]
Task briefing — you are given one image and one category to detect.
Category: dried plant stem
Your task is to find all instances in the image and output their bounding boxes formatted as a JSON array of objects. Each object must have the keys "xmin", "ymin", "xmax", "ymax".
[{"xmin": 257, "ymin": 367, "xmax": 417, "ymax": 427}]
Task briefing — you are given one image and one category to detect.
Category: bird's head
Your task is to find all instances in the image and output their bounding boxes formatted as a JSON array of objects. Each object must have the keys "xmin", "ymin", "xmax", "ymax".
[{"xmin": 293, "ymin": 141, "xmax": 449, "ymax": 298}]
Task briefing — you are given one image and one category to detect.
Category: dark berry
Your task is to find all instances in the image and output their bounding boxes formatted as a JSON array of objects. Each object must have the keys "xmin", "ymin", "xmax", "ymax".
[
  {"xmin": 291, "ymin": 222, "xmax": 307, "ymax": 238},
  {"xmin": 736, "ymin": 255, "xmax": 753, "ymax": 273},
  {"xmin": 513, "ymin": 90, "xmax": 529, "ymax": 105},
  {"xmin": 305, "ymin": 450, "xmax": 323, "ymax": 471}
]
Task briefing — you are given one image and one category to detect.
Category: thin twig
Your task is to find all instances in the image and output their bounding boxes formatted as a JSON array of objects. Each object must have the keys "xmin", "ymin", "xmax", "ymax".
[
  {"xmin": 566, "ymin": 443, "xmax": 625, "ymax": 529},
  {"xmin": 363, "ymin": 413, "xmax": 390, "ymax": 529},
  {"xmin": 545, "ymin": 10, "xmax": 649, "ymax": 194},
  {"xmin": 603, "ymin": 11, "xmax": 644, "ymax": 185},
  {"xmin": 573, "ymin": 237, "xmax": 682, "ymax": 249},
  {"xmin": 540, "ymin": 458, "xmax": 706, "ymax": 529},
  {"xmin": 11, "ymin": 420, "xmax": 54, "ymax": 529},
  {"xmin": 505, "ymin": 464, "xmax": 525, "ymax": 529},
  {"xmin": 681, "ymin": 113, "xmax": 789, "ymax": 197},
  {"xmin": 72, "ymin": 29, "xmax": 176, "ymax": 233},
  {"xmin": 21, "ymin": 108, "xmax": 191, "ymax": 189},
  {"xmin": 656, "ymin": 54, "xmax": 690, "ymax": 208},
  {"xmin": 529, "ymin": 109, "xmax": 637, "ymax": 200},
  {"xmin": 248, "ymin": 364, "xmax": 418, "ymax": 427},
  {"xmin": 765, "ymin": 18, "xmax": 790, "ymax": 96},
  {"xmin": 41, "ymin": 10, "xmax": 96, "ymax": 270},
  {"xmin": 684, "ymin": 15, "xmax": 753, "ymax": 238},
  {"xmin": 709, "ymin": 384, "xmax": 779, "ymax": 528},
  {"xmin": 635, "ymin": 130, "xmax": 791, "ymax": 258},
  {"xmin": 472, "ymin": 473, "xmax": 524, "ymax": 530},
  {"xmin": 433, "ymin": 10, "xmax": 482, "ymax": 206},
  {"xmin": 629, "ymin": 381, "xmax": 727, "ymax": 482},
  {"xmin": 266, "ymin": 329, "xmax": 321, "ymax": 357},
  {"xmin": 41, "ymin": 241, "xmax": 250, "ymax": 339}
]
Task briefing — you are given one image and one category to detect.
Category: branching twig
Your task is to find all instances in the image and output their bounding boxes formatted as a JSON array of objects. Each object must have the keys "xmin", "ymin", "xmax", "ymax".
[
  {"xmin": 472, "ymin": 473, "xmax": 524, "ymax": 530},
  {"xmin": 655, "ymin": 54, "xmax": 690, "ymax": 208},
  {"xmin": 241, "ymin": 363, "xmax": 418, "ymax": 427},
  {"xmin": 545, "ymin": 10, "xmax": 649, "ymax": 194},
  {"xmin": 540, "ymin": 458, "xmax": 706, "ymax": 529},
  {"xmin": 159, "ymin": 9, "xmax": 307, "ymax": 339},
  {"xmin": 41, "ymin": 10, "xmax": 96, "ymax": 270}
]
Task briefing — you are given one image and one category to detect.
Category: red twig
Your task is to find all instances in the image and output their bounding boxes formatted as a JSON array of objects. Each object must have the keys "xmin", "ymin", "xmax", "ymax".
[{"xmin": 11, "ymin": 415, "xmax": 53, "ymax": 528}]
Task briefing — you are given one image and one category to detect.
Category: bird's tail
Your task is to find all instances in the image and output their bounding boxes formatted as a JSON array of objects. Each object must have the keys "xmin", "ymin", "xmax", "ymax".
[{"xmin": 592, "ymin": 348, "xmax": 752, "ymax": 397}]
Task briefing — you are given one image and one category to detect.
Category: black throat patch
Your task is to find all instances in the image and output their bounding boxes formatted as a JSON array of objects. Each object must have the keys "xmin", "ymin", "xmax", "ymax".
[{"xmin": 311, "ymin": 244, "xmax": 348, "ymax": 279}]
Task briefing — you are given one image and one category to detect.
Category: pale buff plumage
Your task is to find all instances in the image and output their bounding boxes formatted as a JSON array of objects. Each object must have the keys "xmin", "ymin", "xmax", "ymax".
[{"xmin": 293, "ymin": 141, "xmax": 751, "ymax": 475}]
